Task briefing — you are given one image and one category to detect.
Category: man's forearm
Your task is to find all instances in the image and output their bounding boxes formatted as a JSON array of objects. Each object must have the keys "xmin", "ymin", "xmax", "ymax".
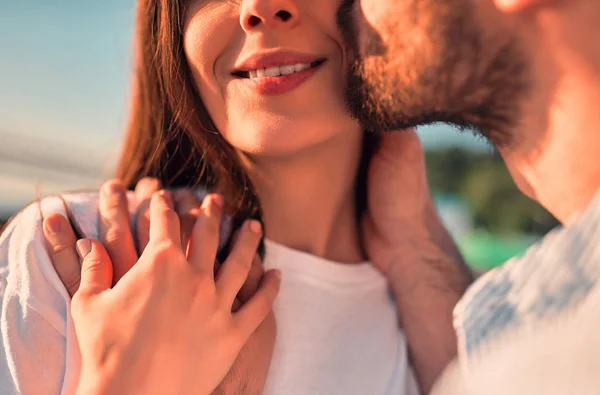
[{"xmin": 389, "ymin": 226, "xmax": 472, "ymax": 393}]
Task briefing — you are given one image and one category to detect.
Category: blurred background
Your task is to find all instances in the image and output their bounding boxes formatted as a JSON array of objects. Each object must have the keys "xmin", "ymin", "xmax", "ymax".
[{"xmin": 0, "ymin": 1, "xmax": 558, "ymax": 273}]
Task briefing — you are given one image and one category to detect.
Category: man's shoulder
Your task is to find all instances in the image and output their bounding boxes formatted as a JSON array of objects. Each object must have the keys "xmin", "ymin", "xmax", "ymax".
[
  {"xmin": 436, "ymin": 287, "xmax": 600, "ymax": 395},
  {"xmin": 455, "ymin": 196, "xmax": 600, "ymax": 359},
  {"xmin": 0, "ymin": 192, "xmax": 105, "ymax": 285},
  {"xmin": 0, "ymin": 192, "xmax": 107, "ymax": 333},
  {"xmin": 1, "ymin": 192, "xmax": 107, "ymax": 245}
]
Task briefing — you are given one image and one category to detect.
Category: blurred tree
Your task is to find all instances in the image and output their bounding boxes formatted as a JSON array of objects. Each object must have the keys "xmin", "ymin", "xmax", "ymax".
[
  {"xmin": 425, "ymin": 148, "xmax": 559, "ymax": 235},
  {"xmin": 0, "ymin": 148, "xmax": 560, "ymax": 237},
  {"xmin": 426, "ymin": 147, "xmax": 477, "ymax": 193}
]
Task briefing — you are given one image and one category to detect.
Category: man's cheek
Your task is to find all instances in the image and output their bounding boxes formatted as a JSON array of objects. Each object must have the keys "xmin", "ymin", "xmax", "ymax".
[
  {"xmin": 498, "ymin": 149, "xmax": 538, "ymax": 202},
  {"xmin": 359, "ymin": 0, "xmax": 387, "ymax": 32},
  {"xmin": 358, "ymin": 0, "xmax": 397, "ymax": 47},
  {"xmin": 352, "ymin": 0, "xmax": 387, "ymax": 59}
]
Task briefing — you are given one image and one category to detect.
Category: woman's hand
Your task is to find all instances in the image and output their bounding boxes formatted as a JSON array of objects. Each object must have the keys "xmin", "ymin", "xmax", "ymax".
[
  {"xmin": 44, "ymin": 179, "xmax": 278, "ymax": 394},
  {"xmin": 43, "ymin": 186, "xmax": 280, "ymax": 395}
]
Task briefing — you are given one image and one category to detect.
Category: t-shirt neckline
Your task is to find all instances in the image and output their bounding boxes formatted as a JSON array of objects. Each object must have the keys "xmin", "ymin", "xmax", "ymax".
[{"xmin": 263, "ymin": 238, "xmax": 386, "ymax": 285}]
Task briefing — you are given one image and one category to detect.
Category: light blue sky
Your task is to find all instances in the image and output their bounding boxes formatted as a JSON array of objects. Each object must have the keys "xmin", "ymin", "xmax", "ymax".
[
  {"xmin": 0, "ymin": 1, "xmax": 135, "ymax": 150},
  {"xmin": 0, "ymin": 1, "xmax": 490, "ymax": 213}
]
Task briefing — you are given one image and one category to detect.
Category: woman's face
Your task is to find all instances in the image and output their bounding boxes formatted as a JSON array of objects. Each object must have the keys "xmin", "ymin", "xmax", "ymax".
[{"xmin": 183, "ymin": 0, "xmax": 359, "ymax": 157}]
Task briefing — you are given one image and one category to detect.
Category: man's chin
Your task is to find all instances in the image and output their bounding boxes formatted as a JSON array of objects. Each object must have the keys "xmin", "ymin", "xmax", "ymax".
[{"xmin": 344, "ymin": 65, "xmax": 412, "ymax": 133}]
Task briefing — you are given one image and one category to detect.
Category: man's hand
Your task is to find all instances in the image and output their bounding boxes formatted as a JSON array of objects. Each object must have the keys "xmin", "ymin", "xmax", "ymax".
[
  {"xmin": 42, "ymin": 178, "xmax": 277, "ymax": 395},
  {"xmin": 362, "ymin": 130, "xmax": 473, "ymax": 393}
]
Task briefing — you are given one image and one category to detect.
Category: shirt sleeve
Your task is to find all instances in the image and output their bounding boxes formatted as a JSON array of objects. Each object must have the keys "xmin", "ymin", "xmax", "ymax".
[
  {"xmin": 0, "ymin": 189, "xmax": 227, "ymax": 395},
  {"xmin": 0, "ymin": 200, "xmax": 73, "ymax": 395},
  {"xmin": 441, "ymin": 192, "xmax": 600, "ymax": 394},
  {"xmin": 433, "ymin": 287, "xmax": 600, "ymax": 395}
]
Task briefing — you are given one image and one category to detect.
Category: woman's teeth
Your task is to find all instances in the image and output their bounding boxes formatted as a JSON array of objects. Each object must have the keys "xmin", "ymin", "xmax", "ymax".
[{"xmin": 247, "ymin": 62, "xmax": 315, "ymax": 79}]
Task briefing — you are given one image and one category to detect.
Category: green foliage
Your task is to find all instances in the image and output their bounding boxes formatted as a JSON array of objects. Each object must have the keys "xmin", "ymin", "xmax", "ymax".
[{"xmin": 425, "ymin": 148, "xmax": 559, "ymax": 235}]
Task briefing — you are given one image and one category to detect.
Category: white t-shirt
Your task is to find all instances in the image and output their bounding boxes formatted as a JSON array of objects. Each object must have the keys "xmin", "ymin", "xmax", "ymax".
[{"xmin": 0, "ymin": 193, "xmax": 419, "ymax": 395}]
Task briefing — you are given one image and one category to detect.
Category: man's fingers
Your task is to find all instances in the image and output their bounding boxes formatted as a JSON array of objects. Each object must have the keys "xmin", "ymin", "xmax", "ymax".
[
  {"xmin": 148, "ymin": 190, "xmax": 181, "ymax": 244},
  {"xmin": 216, "ymin": 220, "xmax": 262, "ymax": 308},
  {"xmin": 233, "ymin": 269, "xmax": 281, "ymax": 340},
  {"xmin": 380, "ymin": 128, "xmax": 424, "ymax": 164},
  {"xmin": 173, "ymin": 190, "xmax": 202, "ymax": 253},
  {"xmin": 43, "ymin": 213, "xmax": 81, "ymax": 297},
  {"xmin": 99, "ymin": 180, "xmax": 138, "ymax": 285},
  {"xmin": 237, "ymin": 254, "xmax": 264, "ymax": 303},
  {"xmin": 134, "ymin": 178, "xmax": 162, "ymax": 254},
  {"xmin": 134, "ymin": 177, "xmax": 162, "ymax": 202},
  {"xmin": 188, "ymin": 194, "xmax": 223, "ymax": 275},
  {"xmin": 76, "ymin": 239, "xmax": 113, "ymax": 295}
]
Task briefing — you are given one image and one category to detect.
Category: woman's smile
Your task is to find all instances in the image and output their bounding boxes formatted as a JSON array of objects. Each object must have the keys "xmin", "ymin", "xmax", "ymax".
[
  {"xmin": 183, "ymin": 0, "xmax": 358, "ymax": 156},
  {"xmin": 231, "ymin": 51, "xmax": 328, "ymax": 95}
]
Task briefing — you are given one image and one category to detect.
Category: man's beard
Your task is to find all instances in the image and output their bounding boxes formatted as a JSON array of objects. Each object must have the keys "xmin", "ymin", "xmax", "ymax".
[{"xmin": 337, "ymin": 0, "xmax": 531, "ymax": 148}]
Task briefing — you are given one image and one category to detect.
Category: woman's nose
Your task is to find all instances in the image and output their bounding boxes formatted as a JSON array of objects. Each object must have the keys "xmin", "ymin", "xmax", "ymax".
[{"xmin": 240, "ymin": 0, "xmax": 299, "ymax": 32}]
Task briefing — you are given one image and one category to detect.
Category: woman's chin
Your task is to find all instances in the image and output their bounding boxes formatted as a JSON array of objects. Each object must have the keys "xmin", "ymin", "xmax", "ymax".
[
  {"xmin": 229, "ymin": 136, "xmax": 322, "ymax": 159},
  {"xmin": 228, "ymin": 135, "xmax": 329, "ymax": 161}
]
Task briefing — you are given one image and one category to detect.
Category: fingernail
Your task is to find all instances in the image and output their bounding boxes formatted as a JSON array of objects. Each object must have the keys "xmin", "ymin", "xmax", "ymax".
[
  {"xmin": 273, "ymin": 269, "xmax": 282, "ymax": 280},
  {"xmin": 158, "ymin": 190, "xmax": 174, "ymax": 208},
  {"xmin": 103, "ymin": 181, "xmax": 123, "ymax": 197},
  {"xmin": 248, "ymin": 220, "xmax": 262, "ymax": 234},
  {"xmin": 172, "ymin": 189, "xmax": 186, "ymax": 204},
  {"xmin": 76, "ymin": 239, "xmax": 92, "ymax": 259},
  {"xmin": 44, "ymin": 217, "xmax": 62, "ymax": 234},
  {"xmin": 138, "ymin": 177, "xmax": 161, "ymax": 194}
]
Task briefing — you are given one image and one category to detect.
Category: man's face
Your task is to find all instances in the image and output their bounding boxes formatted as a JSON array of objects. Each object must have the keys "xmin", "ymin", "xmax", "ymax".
[{"xmin": 337, "ymin": 0, "xmax": 531, "ymax": 147}]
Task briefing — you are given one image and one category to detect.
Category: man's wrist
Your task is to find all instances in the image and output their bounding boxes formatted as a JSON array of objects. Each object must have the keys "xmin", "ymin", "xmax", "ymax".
[
  {"xmin": 383, "ymin": 222, "xmax": 472, "ymax": 393},
  {"xmin": 77, "ymin": 367, "xmax": 124, "ymax": 395},
  {"xmin": 386, "ymin": 229, "xmax": 472, "ymax": 298}
]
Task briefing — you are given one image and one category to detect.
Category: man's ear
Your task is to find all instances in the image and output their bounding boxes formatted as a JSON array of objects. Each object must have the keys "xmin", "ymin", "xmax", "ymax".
[{"xmin": 494, "ymin": 0, "xmax": 550, "ymax": 13}]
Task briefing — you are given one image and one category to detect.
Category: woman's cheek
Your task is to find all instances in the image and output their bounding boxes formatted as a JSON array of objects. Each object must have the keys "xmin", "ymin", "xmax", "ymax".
[{"xmin": 183, "ymin": 6, "xmax": 241, "ymax": 132}]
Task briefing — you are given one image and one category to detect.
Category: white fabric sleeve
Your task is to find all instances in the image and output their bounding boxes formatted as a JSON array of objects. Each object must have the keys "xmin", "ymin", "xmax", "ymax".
[
  {"xmin": 0, "ymin": 190, "xmax": 229, "ymax": 395},
  {"xmin": 432, "ymin": 288, "xmax": 600, "ymax": 395},
  {"xmin": 0, "ymin": 200, "xmax": 74, "ymax": 395}
]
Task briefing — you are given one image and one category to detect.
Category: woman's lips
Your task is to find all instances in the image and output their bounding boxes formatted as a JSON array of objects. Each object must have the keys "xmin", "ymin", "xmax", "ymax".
[{"xmin": 235, "ymin": 61, "xmax": 325, "ymax": 96}]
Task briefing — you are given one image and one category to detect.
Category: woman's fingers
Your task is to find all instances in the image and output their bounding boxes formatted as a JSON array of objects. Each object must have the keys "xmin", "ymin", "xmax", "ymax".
[
  {"xmin": 233, "ymin": 269, "xmax": 281, "ymax": 340},
  {"xmin": 75, "ymin": 239, "xmax": 113, "ymax": 295},
  {"xmin": 148, "ymin": 190, "xmax": 181, "ymax": 245},
  {"xmin": 173, "ymin": 190, "xmax": 202, "ymax": 253},
  {"xmin": 43, "ymin": 213, "xmax": 81, "ymax": 297},
  {"xmin": 216, "ymin": 220, "xmax": 262, "ymax": 308},
  {"xmin": 134, "ymin": 177, "xmax": 162, "ymax": 254},
  {"xmin": 188, "ymin": 195, "xmax": 223, "ymax": 275},
  {"xmin": 99, "ymin": 180, "xmax": 138, "ymax": 285}
]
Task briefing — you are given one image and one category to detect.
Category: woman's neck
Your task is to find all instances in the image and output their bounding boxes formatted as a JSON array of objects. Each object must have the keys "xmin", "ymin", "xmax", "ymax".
[{"xmin": 242, "ymin": 127, "xmax": 365, "ymax": 263}]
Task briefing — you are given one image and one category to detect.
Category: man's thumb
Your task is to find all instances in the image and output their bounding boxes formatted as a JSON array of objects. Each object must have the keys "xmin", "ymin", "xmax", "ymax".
[
  {"xmin": 380, "ymin": 129, "xmax": 424, "ymax": 158},
  {"xmin": 76, "ymin": 239, "xmax": 113, "ymax": 294}
]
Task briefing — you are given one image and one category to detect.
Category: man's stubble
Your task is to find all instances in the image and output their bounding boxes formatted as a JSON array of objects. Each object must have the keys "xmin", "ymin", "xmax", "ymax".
[{"xmin": 337, "ymin": 0, "xmax": 531, "ymax": 148}]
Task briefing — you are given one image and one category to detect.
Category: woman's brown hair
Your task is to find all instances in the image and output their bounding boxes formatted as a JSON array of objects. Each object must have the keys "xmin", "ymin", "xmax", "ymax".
[
  {"xmin": 1, "ymin": 0, "xmax": 378, "ymax": 250},
  {"xmin": 114, "ymin": 0, "xmax": 377, "ymax": 254},
  {"xmin": 118, "ymin": 0, "xmax": 260, "ymax": 215}
]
